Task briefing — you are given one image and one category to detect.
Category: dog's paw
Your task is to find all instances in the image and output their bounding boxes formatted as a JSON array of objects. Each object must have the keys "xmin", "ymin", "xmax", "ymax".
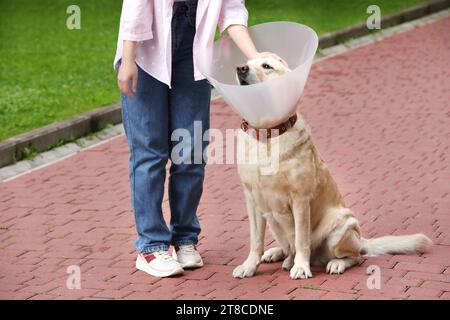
[
  {"xmin": 290, "ymin": 262, "xmax": 312, "ymax": 279},
  {"xmin": 326, "ymin": 259, "xmax": 346, "ymax": 274},
  {"xmin": 233, "ymin": 263, "xmax": 258, "ymax": 278},
  {"xmin": 261, "ymin": 247, "xmax": 285, "ymax": 263},
  {"xmin": 282, "ymin": 255, "xmax": 294, "ymax": 270}
]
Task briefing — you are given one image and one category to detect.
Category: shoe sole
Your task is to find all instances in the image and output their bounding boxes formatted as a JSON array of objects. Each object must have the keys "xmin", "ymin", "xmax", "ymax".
[
  {"xmin": 180, "ymin": 260, "xmax": 204, "ymax": 269},
  {"xmin": 136, "ymin": 258, "xmax": 184, "ymax": 278}
]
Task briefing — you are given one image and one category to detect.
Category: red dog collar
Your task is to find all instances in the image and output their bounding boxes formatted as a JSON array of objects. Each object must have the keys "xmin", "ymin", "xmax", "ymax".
[{"xmin": 241, "ymin": 114, "xmax": 298, "ymax": 141}]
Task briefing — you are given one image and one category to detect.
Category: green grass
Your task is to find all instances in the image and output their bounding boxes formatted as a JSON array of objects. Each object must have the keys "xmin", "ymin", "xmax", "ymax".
[
  {"xmin": 21, "ymin": 146, "xmax": 38, "ymax": 160},
  {"xmin": 0, "ymin": 0, "xmax": 123, "ymax": 141},
  {"xmin": 298, "ymin": 284, "xmax": 319, "ymax": 290},
  {"xmin": 0, "ymin": 0, "xmax": 426, "ymax": 141},
  {"xmin": 246, "ymin": 0, "xmax": 425, "ymax": 35}
]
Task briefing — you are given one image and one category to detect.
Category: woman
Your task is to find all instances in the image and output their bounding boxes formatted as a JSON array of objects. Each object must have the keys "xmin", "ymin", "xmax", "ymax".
[{"xmin": 115, "ymin": 0, "xmax": 285, "ymax": 278}]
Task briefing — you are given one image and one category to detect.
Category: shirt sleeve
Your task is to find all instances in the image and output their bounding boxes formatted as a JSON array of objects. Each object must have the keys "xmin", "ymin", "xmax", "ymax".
[
  {"xmin": 119, "ymin": 0, "xmax": 154, "ymax": 41},
  {"xmin": 218, "ymin": 0, "xmax": 249, "ymax": 34}
]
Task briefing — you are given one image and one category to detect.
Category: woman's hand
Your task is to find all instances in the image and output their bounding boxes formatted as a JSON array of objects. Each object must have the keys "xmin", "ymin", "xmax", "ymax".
[
  {"xmin": 250, "ymin": 51, "xmax": 289, "ymax": 68},
  {"xmin": 117, "ymin": 40, "xmax": 138, "ymax": 97},
  {"xmin": 118, "ymin": 60, "xmax": 138, "ymax": 97}
]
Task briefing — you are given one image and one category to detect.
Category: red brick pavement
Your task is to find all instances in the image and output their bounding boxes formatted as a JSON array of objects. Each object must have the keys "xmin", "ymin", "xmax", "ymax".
[{"xmin": 1, "ymin": 17, "xmax": 449, "ymax": 300}]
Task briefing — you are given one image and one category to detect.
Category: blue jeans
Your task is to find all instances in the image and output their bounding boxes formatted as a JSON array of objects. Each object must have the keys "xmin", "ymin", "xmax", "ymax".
[{"xmin": 121, "ymin": 1, "xmax": 211, "ymax": 254}]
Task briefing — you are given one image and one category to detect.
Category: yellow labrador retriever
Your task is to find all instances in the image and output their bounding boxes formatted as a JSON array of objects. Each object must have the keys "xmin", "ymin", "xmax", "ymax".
[{"xmin": 233, "ymin": 57, "xmax": 432, "ymax": 279}]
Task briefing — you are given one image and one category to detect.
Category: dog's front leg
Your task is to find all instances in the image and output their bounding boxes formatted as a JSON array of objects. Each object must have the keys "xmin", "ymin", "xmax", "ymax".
[
  {"xmin": 290, "ymin": 199, "xmax": 312, "ymax": 279},
  {"xmin": 233, "ymin": 190, "xmax": 266, "ymax": 278}
]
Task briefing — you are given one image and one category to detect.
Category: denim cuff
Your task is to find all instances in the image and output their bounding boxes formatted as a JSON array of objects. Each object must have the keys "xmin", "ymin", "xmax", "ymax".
[
  {"xmin": 171, "ymin": 239, "xmax": 198, "ymax": 247},
  {"xmin": 139, "ymin": 245, "xmax": 169, "ymax": 254}
]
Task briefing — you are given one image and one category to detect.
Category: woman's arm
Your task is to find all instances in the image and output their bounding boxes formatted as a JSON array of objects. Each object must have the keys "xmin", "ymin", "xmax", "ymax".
[
  {"xmin": 226, "ymin": 25, "xmax": 258, "ymax": 59},
  {"xmin": 219, "ymin": 0, "xmax": 288, "ymax": 66},
  {"xmin": 227, "ymin": 24, "xmax": 288, "ymax": 66},
  {"xmin": 117, "ymin": 0, "xmax": 153, "ymax": 96},
  {"xmin": 118, "ymin": 40, "xmax": 138, "ymax": 97}
]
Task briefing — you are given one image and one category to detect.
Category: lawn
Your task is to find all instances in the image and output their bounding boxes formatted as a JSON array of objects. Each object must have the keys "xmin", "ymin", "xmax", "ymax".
[
  {"xmin": 246, "ymin": 0, "xmax": 426, "ymax": 34},
  {"xmin": 0, "ymin": 0, "xmax": 426, "ymax": 141}
]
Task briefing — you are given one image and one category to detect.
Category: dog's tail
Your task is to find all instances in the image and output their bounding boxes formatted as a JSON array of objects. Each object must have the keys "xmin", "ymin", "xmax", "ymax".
[{"xmin": 360, "ymin": 233, "xmax": 432, "ymax": 256}]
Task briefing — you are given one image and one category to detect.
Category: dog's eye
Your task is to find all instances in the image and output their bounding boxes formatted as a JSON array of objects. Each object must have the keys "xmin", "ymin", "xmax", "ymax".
[{"xmin": 262, "ymin": 63, "xmax": 273, "ymax": 70}]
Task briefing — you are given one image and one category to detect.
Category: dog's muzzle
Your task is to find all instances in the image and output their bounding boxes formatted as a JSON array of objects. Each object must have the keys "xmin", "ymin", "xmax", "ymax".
[{"xmin": 236, "ymin": 65, "xmax": 250, "ymax": 85}]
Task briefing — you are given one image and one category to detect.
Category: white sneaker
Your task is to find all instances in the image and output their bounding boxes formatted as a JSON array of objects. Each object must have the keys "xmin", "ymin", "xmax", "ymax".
[
  {"xmin": 172, "ymin": 244, "xmax": 204, "ymax": 269},
  {"xmin": 136, "ymin": 251, "xmax": 184, "ymax": 278}
]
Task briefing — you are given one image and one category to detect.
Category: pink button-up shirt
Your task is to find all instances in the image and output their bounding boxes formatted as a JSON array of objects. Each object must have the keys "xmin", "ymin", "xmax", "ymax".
[{"xmin": 114, "ymin": 0, "xmax": 248, "ymax": 88}]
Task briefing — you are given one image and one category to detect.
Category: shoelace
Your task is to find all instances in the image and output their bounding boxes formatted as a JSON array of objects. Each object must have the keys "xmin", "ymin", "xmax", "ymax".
[{"xmin": 152, "ymin": 251, "xmax": 174, "ymax": 261}]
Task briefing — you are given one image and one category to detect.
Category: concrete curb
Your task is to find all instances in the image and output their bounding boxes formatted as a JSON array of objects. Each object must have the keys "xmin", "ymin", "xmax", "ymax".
[
  {"xmin": 0, "ymin": 103, "xmax": 121, "ymax": 167},
  {"xmin": 0, "ymin": 0, "xmax": 449, "ymax": 168}
]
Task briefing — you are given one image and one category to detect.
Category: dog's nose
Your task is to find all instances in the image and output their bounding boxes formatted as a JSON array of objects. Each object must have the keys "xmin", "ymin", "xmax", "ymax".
[{"xmin": 236, "ymin": 64, "xmax": 249, "ymax": 75}]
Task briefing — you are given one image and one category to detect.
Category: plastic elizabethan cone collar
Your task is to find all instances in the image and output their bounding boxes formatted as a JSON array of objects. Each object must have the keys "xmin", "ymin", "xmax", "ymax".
[{"xmin": 196, "ymin": 22, "xmax": 318, "ymax": 128}]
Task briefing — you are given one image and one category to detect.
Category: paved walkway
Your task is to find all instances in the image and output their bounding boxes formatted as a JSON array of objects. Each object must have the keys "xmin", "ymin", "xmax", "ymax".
[{"xmin": 1, "ymin": 16, "xmax": 449, "ymax": 300}]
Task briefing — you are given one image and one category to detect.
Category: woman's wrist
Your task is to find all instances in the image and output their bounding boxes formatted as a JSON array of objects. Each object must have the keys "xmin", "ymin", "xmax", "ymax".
[
  {"xmin": 122, "ymin": 40, "xmax": 137, "ymax": 64},
  {"xmin": 227, "ymin": 25, "xmax": 259, "ymax": 60},
  {"xmin": 225, "ymin": 25, "xmax": 287, "ymax": 66},
  {"xmin": 247, "ymin": 50, "xmax": 260, "ymax": 60}
]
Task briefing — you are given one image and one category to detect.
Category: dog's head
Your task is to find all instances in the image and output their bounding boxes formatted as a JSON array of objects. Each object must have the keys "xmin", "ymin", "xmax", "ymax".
[{"xmin": 236, "ymin": 57, "xmax": 290, "ymax": 85}]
